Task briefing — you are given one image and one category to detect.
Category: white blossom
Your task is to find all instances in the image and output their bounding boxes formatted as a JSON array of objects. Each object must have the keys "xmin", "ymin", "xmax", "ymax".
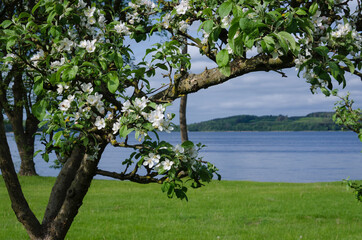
[
  {"xmin": 175, "ymin": 0, "xmax": 189, "ymax": 15},
  {"xmin": 67, "ymin": 95, "xmax": 75, "ymax": 102},
  {"xmin": 148, "ymin": 105, "xmax": 165, "ymax": 130},
  {"xmin": 112, "ymin": 121, "xmax": 121, "ymax": 134},
  {"xmin": 179, "ymin": 20, "xmax": 189, "ymax": 32},
  {"xmin": 51, "ymin": 57, "xmax": 66, "ymax": 69},
  {"xmin": 201, "ymin": 30, "xmax": 209, "ymax": 45},
  {"xmin": 226, "ymin": 43, "xmax": 233, "ymax": 54},
  {"xmin": 139, "ymin": 0, "xmax": 156, "ymax": 9},
  {"xmin": 134, "ymin": 97, "xmax": 148, "ymax": 111},
  {"xmin": 95, "ymin": 116, "xmax": 106, "ymax": 129},
  {"xmin": 161, "ymin": 159, "xmax": 174, "ymax": 171},
  {"xmin": 96, "ymin": 101, "xmax": 105, "ymax": 114},
  {"xmin": 4, "ymin": 53, "xmax": 16, "ymax": 63},
  {"xmin": 79, "ymin": 39, "xmax": 97, "ymax": 53},
  {"xmin": 221, "ymin": 16, "xmax": 231, "ymax": 28},
  {"xmin": 162, "ymin": 13, "xmax": 171, "ymax": 29},
  {"xmin": 81, "ymin": 83, "xmax": 93, "ymax": 93},
  {"xmin": 173, "ymin": 144, "xmax": 184, "ymax": 154},
  {"xmin": 114, "ymin": 22, "xmax": 131, "ymax": 35},
  {"xmin": 57, "ymin": 84, "xmax": 64, "ymax": 94},
  {"xmin": 98, "ymin": 14, "xmax": 106, "ymax": 28},
  {"xmin": 84, "ymin": 6, "xmax": 96, "ymax": 18},
  {"xmin": 143, "ymin": 153, "xmax": 160, "ymax": 168},
  {"xmin": 121, "ymin": 100, "xmax": 132, "ymax": 113},
  {"xmin": 59, "ymin": 99, "xmax": 71, "ymax": 111},
  {"xmin": 30, "ymin": 49, "xmax": 44, "ymax": 66},
  {"xmin": 88, "ymin": 16, "xmax": 96, "ymax": 25},
  {"xmin": 332, "ymin": 23, "xmax": 352, "ymax": 38},
  {"xmin": 57, "ymin": 38, "xmax": 74, "ymax": 52},
  {"xmin": 163, "ymin": 120, "xmax": 174, "ymax": 133},
  {"xmin": 87, "ymin": 92, "xmax": 102, "ymax": 106},
  {"xmin": 77, "ymin": 0, "xmax": 87, "ymax": 8}
]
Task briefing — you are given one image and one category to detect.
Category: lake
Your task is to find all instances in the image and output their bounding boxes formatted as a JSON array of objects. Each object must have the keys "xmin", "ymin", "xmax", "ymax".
[{"xmin": 5, "ymin": 131, "xmax": 362, "ymax": 182}]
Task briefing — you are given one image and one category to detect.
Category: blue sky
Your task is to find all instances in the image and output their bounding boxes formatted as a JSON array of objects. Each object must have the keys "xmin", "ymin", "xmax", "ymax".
[
  {"xmin": 127, "ymin": 2, "xmax": 362, "ymax": 124},
  {"xmin": 130, "ymin": 38, "xmax": 362, "ymax": 124}
]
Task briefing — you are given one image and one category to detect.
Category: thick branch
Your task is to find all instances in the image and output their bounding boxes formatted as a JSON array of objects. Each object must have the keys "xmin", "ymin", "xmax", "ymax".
[
  {"xmin": 0, "ymin": 107, "xmax": 42, "ymax": 239},
  {"xmin": 96, "ymin": 169, "xmax": 165, "ymax": 184},
  {"xmin": 42, "ymin": 145, "xmax": 85, "ymax": 226},
  {"xmin": 151, "ymin": 54, "xmax": 295, "ymax": 101}
]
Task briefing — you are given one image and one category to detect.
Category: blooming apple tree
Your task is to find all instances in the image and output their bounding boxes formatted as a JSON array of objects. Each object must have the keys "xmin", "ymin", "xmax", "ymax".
[{"xmin": 0, "ymin": 0, "xmax": 361, "ymax": 239}]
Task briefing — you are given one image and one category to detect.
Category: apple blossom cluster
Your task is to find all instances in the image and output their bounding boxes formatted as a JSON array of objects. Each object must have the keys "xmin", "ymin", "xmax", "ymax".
[
  {"xmin": 158, "ymin": 0, "xmax": 193, "ymax": 33},
  {"xmin": 115, "ymin": 96, "xmax": 174, "ymax": 137},
  {"xmin": 126, "ymin": 0, "xmax": 157, "ymax": 25},
  {"xmin": 175, "ymin": 0, "xmax": 190, "ymax": 15},
  {"xmin": 56, "ymin": 82, "xmax": 106, "ymax": 130},
  {"xmin": 142, "ymin": 142, "xmax": 201, "ymax": 175}
]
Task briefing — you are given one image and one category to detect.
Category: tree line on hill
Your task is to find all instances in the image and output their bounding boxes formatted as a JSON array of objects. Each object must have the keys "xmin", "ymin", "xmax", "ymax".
[{"xmin": 174, "ymin": 112, "xmax": 343, "ymax": 131}]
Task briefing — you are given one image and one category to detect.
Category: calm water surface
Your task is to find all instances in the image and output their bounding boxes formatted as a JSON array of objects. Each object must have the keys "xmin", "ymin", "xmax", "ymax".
[{"xmin": 6, "ymin": 131, "xmax": 362, "ymax": 182}]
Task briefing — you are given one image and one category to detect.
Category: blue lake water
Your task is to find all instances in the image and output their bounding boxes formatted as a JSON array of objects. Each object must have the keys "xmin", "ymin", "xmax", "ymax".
[{"xmin": 5, "ymin": 131, "xmax": 362, "ymax": 182}]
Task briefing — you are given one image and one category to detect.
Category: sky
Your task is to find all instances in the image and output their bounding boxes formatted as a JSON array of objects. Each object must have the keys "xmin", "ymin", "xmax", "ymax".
[
  {"xmin": 166, "ymin": 47, "xmax": 362, "ymax": 124},
  {"xmin": 130, "ymin": 39, "xmax": 362, "ymax": 125},
  {"xmin": 127, "ymin": 2, "xmax": 362, "ymax": 124}
]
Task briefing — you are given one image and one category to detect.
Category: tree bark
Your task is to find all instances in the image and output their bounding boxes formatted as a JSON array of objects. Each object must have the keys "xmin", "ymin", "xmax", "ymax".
[
  {"xmin": 179, "ymin": 95, "xmax": 189, "ymax": 142},
  {"xmin": 151, "ymin": 54, "xmax": 295, "ymax": 102},
  {"xmin": 40, "ymin": 141, "xmax": 107, "ymax": 240},
  {"xmin": 179, "ymin": 34, "xmax": 189, "ymax": 143},
  {"xmin": 0, "ymin": 65, "xmax": 39, "ymax": 176},
  {"xmin": 0, "ymin": 106, "xmax": 43, "ymax": 239}
]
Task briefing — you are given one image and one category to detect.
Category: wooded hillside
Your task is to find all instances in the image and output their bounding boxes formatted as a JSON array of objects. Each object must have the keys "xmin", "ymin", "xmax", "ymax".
[{"xmin": 177, "ymin": 112, "xmax": 343, "ymax": 131}]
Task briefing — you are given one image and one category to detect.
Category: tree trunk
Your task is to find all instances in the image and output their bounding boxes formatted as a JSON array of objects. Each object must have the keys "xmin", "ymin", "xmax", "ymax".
[
  {"xmin": 11, "ymin": 113, "xmax": 38, "ymax": 176},
  {"xmin": 0, "ymin": 106, "xmax": 43, "ymax": 239},
  {"xmin": 0, "ymin": 66, "xmax": 39, "ymax": 176},
  {"xmin": 179, "ymin": 95, "xmax": 189, "ymax": 142},
  {"xmin": 179, "ymin": 33, "xmax": 189, "ymax": 143}
]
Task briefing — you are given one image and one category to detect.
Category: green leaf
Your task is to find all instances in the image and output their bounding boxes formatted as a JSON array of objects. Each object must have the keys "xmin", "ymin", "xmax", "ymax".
[
  {"xmin": 328, "ymin": 61, "xmax": 341, "ymax": 80},
  {"xmin": 218, "ymin": 1, "xmax": 233, "ymax": 19},
  {"xmin": 47, "ymin": 10, "xmax": 57, "ymax": 24},
  {"xmin": 114, "ymin": 52, "xmax": 124, "ymax": 69},
  {"xmin": 261, "ymin": 36, "xmax": 275, "ymax": 52},
  {"xmin": 62, "ymin": 66, "xmax": 78, "ymax": 81},
  {"xmin": 203, "ymin": 20, "xmax": 214, "ymax": 34},
  {"xmin": 55, "ymin": 4, "xmax": 64, "ymax": 15},
  {"xmin": 32, "ymin": 1, "xmax": 42, "ymax": 14},
  {"xmin": 233, "ymin": 35, "xmax": 244, "ymax": 57},
  {"xmin": 216, "ymin": 49, "xmax": 229, "ymax": 67},
  {"xmin": 239, "ymin": 18, "xmax": 256, "ymax": 34},
  {"xmin": 34, "ymin": 80, "xmax": 43, "ymax": 95},
  {"xmin": 220, "ymin": 65, "xmax": 231, "ymax": 77},
  {"xmin": 296, "ymin": 9, "xmax": 307, "ymax": 16},
  {"xmin": 18, "ymin": 12, "xmax": 31, "ymax": 19},
  {"xmin": 313, "ymin": 46, "xmax": 329, "ymax": 58},
  {"xmin": 321, "ymin": 87, "xmax": 330, "ymax": 96},
  {"xmin": 42, "ymin": 152, "xmax": 49, "ymax": 162},
  {"xmin": 53, "ymin": 131, "xmax": 63, "ymax": 146},
  {"xmin": 1, "ymin": 20, "xmax": 12, "ymax": 28},
  {"xmin": 309, "ymin": 2, "xmax": 319, "ymax": 15},
  {"xmin": 32, "ymin": 100, "xmax": 47, "ymax": 120},
  {"xmin": 278, "ymin": 31, "xmax": 296, "ymax": 52},
  {"xmin": 107, "ymin": 72, "xmax": 119, "ymax": 94},
  {"xmin": 34, "ymin": 149, "xmax": 42, "ymax": 158},
  {"xmin": 6, "ymin": 37, "xmax": 17, "ymax": 50},
  {"xmin": 274, "ymin": 33, "xmax": 288, "ymax": 54},
  {"xmin": 119, "ymin": 125, "xmax": 134, "ymax": 138}
]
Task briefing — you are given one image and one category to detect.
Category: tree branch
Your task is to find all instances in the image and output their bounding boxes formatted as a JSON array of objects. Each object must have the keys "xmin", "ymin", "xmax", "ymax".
[
  {"xmin": 151, "ymin": 54, "xmax": 296, "ymax": 101},
  {"xmin": 96, "ymin": 169, "xmax": 166, "ymax": 184}
]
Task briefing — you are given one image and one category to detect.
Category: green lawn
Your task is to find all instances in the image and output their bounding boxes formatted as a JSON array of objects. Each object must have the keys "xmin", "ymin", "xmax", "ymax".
[{"xmin": 1, "ymin": 177, "xmax": 361, "ymax": 240}]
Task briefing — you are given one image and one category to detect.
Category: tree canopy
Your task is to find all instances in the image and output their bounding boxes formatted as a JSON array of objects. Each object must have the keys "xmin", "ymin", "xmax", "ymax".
[{"xmin": 0, "ymin": 0, "xmax": 361, "ymax": 239}]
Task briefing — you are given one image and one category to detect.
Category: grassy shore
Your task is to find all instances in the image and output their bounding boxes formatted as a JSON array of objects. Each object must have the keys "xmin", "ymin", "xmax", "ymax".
[{"xmin": 1, "ymin": 177, "xmax": 362, "ymax": 240}]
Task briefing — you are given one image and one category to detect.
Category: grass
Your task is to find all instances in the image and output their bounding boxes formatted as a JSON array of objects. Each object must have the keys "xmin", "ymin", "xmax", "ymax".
[{"xmin": 1, "ymin": 177, "xmax": 362, "ymax": 240}]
